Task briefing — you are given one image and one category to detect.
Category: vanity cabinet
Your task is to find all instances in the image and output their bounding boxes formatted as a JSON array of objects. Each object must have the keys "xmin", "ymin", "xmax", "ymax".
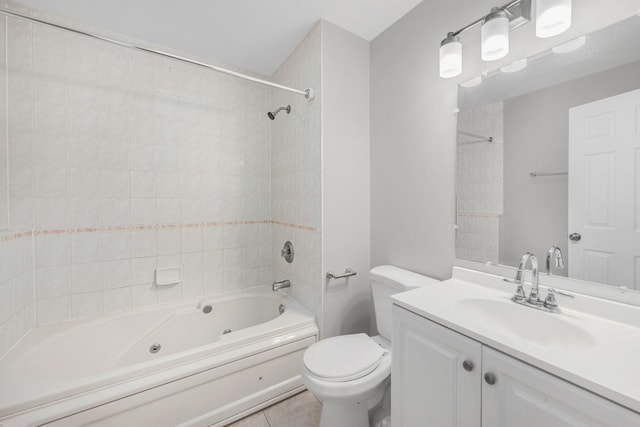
[
  {"xmin": 391, "ymin": 304, "xmax": 482, "ymax": 427},
  {"xmin": 392, "ymin": 305, "xmax": 640, "ymax": 427}
]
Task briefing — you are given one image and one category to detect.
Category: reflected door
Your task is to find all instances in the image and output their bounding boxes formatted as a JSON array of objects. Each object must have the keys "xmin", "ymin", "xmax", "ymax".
[{"xmin": 568, "ymin": 88, "xmax": 640, "ymax": 288}]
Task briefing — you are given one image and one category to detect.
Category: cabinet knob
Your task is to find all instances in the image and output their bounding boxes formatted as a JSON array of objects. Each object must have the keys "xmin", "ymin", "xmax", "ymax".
[
  {"xmin": 484, "ymin": 373, "xmax": 497, "ymax": 385},
  {"xmin": 462, "ymin": 360, "xmax": 474, "ymax": 372}
]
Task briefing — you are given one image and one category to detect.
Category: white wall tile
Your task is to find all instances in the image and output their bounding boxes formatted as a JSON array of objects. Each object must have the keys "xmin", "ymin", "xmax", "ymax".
[
  {"xmin": 100, "ymin": 170, "xmax": 129, "ymax": 198},
  {"xmin": 180, "ymin": 198, "xmax": 203, "ymax": 223},
  {"xmin": 0, "ymin": 281, "xmax": 13, "ymax": 325},
  {"xmin": 99, "ymin": 143, "xmax": 129, "ymax": 170},
  {"xmin": 72, "ymin": 291, "xmax": 104, "ymax": 319},
  {"xmin": 131, "ymin": 198, "xmax": 157, "ymax": 225},
  {"xmin": 35, "ymin": 167, "xmax": 69, "ymax": 198},
  {"xmin": 203, "ymin": 226, "xmax": 224, "ymax": 251},
  {"xmin": 132, "ymin": 256, "xmax": 156, "ymax": 285},
  {"xmin": 104, "ymin": 287, "xmax": 131, "ymax": 314},
  {"xmin": 101, "ymin": 197, "xmax": 130, "ymax": 227},
  {"xmin": 71, "ymin": 232, "xmax": 102, "ymax": 263},
  {"xmin": 36, "ymin": 265, "xmax": 70, "ymax": 299},
  {"xmin": 71, "ymin": 262, "xmax": 103, "ymax": 294},
  {"xmin": 157, "ymin": 228, "xmax": 181, "ymax": 256},
  {"xmin": 101, "ymin": 231, "xmax": 131, "ymax": 261},
  {"xmin": 156, "ymin": 282, "xmax": 181, "ymax": 304},
  {"xmin": 156, "ymin": 173, "xmax": 180, "ymax": 198},
  {"xmin": 182, "ymin": 252, "xmax": 203, "ymax": 298},
  {"xmin": 37, "ymin": 295, "xmax": 71, "ymax": 324},
  {"xmin": 69, "ymin": 139, "xmax": 99, "ymax": 168},
  {"xmin": 70, "ymin": 168, "xmax": 101, "ymax": 198},
  {"xmin": 130, "ymin": 143, "xmax": 155, "ymax": 171},
  {"xmin": 223, "ymin": 225, "xmax": 242, "ymax": 249},
  {"xmin": 35, "ymin": 198, "xmax": 69, "ymax": 229},
  {"xmin": 36, "ymin": 233, "xmax": 71, "ymax": 267},
  {"xmin": 131, "ymin": 283, "xmax": 157, "ymax": 307},
  {"xmin": 131, "ymin": 229, "xmax": 157, "ymax": 258},
  {"xmin": 131, "ymin": 171, "xmax": 156, "ymax": 198},
  {"xmin": 69, "ymin": 198, "xmax": 101, "ymax": 228},
  {"xmin": 9, "ymin": 166, "xmax": 34, "ymax": 197},
  {"xmin": 102, "ymin": 259, "xmax": 131, "ymax": 289},
  {"xmin": 182, "ymin": 227, "xmax": 202, "ymax": 253},
  {"xmin": 157, "ymin": 198, "xmax": 180, "ymax": 224}
]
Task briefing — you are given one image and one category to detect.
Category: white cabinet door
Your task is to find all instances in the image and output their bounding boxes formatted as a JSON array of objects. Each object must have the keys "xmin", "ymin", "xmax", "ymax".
[
  {"xmin": 391, "ymin": 305, "xmax": 482, "ymax": 427},
  {"xmin": 482, "ymin": 347, "xmax": 640, "ymax": 427}
]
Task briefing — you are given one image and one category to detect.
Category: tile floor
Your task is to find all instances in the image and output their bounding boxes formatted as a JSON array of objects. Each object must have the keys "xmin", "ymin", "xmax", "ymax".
[{"xmin": 228, "ymin": 390, "xmax": 322, "ymax": 427}]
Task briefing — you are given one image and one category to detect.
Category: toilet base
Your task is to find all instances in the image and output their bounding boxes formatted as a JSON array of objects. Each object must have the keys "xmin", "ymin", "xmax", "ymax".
[
  {"xmin": 320, "ymin": 400, "xmax": 370, "ymax": 427},
  {"xmin": 317, "ymin": 380, "xmax": 387, "ymax": 427}
]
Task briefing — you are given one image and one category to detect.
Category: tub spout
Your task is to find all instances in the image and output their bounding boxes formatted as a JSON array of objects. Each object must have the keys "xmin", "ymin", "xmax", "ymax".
[{"xmin": 272, "ymin": 279, "xmax": 291, "ymax": 291}]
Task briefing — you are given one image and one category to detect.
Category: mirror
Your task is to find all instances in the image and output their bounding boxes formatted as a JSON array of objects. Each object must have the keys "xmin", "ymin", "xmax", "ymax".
[{"xmin": 456, "ymin": 15, "xmax": 640, "ymax": 294}]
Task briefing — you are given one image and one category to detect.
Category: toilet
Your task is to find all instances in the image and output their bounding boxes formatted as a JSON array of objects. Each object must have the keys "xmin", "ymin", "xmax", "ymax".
[{"xmin": 302, "ymin": 265, "xmax": 439, "ymax": 427}]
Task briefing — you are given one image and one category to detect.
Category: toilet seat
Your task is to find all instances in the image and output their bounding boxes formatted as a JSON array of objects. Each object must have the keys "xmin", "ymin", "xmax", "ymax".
[{"xmin": 303, "ymin": 334, "xmax": 384, "ymax": 382}]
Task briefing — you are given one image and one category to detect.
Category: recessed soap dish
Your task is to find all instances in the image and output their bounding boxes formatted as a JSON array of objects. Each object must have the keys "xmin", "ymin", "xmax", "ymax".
[{"xmin": 155, "ymin": 266, "xmax": 182, "ymax": 286}]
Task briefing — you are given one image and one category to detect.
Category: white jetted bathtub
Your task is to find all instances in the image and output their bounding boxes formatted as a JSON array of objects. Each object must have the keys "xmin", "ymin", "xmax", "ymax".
[{"xmin": 0, "ymin": 287, "xmax": 318, "ymax": 426}]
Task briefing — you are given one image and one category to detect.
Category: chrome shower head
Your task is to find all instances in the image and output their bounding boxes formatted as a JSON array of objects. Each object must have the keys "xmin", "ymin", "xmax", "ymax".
[{"xmin": 267, "ymin": 105, "xmax": 291, "ymax": 120}]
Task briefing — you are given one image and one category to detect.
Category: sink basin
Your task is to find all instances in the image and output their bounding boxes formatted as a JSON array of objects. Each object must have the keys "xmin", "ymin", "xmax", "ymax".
[{"xmin": 455, "ymin": 298, "xmax": 596, "ymax": 350}]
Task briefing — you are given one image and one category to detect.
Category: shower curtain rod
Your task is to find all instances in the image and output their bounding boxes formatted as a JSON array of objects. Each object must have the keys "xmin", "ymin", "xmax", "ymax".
[{"xmin": 0, "ymin": 8, "xmax": 316, "ymax": 101}]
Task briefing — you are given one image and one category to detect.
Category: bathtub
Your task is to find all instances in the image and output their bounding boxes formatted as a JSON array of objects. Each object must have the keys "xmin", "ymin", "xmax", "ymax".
[{"xmin": 0, "ymin": 286, "xmax": 318, "ymax": 426}]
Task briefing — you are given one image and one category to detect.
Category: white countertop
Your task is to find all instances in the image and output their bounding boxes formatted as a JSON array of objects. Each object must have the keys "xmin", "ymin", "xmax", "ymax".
[{"xmin": 392, "ymin": 267, "xmax": 640, "ymax": 413}]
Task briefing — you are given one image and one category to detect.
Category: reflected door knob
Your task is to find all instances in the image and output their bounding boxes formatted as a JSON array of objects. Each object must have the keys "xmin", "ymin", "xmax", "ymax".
[{"xmin": 569, "ymin": 233, "xmax": 582, "ymax": 242}]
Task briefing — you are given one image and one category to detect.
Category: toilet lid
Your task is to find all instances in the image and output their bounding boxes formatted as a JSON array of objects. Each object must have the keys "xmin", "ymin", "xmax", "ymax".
[{"xmin": 304, "ymin": 334, "xmax": 384, "ymax": 382}]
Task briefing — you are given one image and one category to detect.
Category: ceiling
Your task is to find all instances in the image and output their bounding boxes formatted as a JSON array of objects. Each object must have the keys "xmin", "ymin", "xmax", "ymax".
[{"xmin": 12, "ymin": 0, "xmax": 423, "ymax": 76}]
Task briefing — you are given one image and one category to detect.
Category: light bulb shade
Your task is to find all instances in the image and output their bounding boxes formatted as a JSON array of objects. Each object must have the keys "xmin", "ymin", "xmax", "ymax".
[
  {"xmin": 481, "ymin": 8, "xmax": 509, "ymax": 61},
  {"xmin": 439, "ymin": 34, "xmax": 462, "ymax": 78},
  {"xmin": 536, "ymin": 0, "xmax": 572, "ymax": 38}
]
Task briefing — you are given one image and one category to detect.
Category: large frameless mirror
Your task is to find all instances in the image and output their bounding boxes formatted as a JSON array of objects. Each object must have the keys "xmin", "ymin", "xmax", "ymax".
[{"xmin": 456, "ymin": 15, "xmax": 640, "ymax": 298}]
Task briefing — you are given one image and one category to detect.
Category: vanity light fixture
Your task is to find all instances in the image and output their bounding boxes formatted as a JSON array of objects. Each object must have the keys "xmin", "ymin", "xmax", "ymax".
[
  {"xmin": 439, "ymin": 0, "xmax": 572, "ymax": 78},
  {"xmin": 536, "ymin": 0, "xmax": 572, "ymax": 38},
  {"xmin": 440, "ymin": 32, "xmax": 463, "ymax": 78},
  {"xmin": 482, "ymin": 8, "xmax": 510, "ymax": 61}
]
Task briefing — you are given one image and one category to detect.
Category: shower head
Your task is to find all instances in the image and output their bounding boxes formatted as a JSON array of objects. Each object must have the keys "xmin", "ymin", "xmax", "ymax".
[{"xmin": 267, "ymin": 105, "xmax": 291, "ymax": 120}]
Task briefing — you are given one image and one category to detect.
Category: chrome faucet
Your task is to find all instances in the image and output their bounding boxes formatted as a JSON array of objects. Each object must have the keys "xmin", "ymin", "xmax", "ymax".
[
  {"xmin": 272, "ymin": 279, "xmax": 291, "ymax": 291},
  {"xmin": 517, "ymin": 252, "xmax": 540, "ymax": 303},
  {"xmin": 545, "ymin": 246, "xmax": 565, "ymax": 275},
  {"xmin": 510, "ymin": 252, "xmax": 561, "ymax": 313}
]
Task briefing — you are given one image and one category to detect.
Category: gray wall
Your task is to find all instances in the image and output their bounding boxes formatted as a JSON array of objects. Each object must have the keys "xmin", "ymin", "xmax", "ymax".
[
  {"xmin": 370, "ymin": 0, "xmax": 640, "ymax": 280},
  {"xmin": 502, "ymin": 60, "xmax": 640, "ymax": 269},
  {"xmin": 321, "ymin": 21, "xmax": 372, "ymax": 338}
]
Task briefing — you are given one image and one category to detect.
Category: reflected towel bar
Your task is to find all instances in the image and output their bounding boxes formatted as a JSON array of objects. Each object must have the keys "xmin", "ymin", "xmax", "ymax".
[
  {"xmin": 457, "ymin": 130, "xmax": 494, "ymax": 145},
  {"xmin": 530, "ymin": 171, "xmax": 568, "ymax": 177}
]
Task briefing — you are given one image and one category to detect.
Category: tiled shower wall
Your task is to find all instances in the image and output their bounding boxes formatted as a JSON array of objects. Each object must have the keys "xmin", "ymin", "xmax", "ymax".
[
  {"xmin": 3, "ymin": 15, "xmax": 273, "ymax": 328},
  {"xmin": 271, "ymin": 23, "xmax": 322, "ymax": 328},
  {"xmin": 0, "ymin": 232, "xmax": 35, "ymax": 357},
  {"xmin": 456, "ymin": 102, "xmax": 504, "ymax": 264}
]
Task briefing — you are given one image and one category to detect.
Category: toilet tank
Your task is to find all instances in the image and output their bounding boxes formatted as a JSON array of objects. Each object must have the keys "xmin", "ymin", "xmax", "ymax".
[{"xmin": 370, "ymin": 265, "xmax": 440, "ymax": 342}]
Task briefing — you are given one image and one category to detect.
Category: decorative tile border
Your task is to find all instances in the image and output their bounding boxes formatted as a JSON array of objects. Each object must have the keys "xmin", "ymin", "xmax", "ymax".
[
  {"xmin": 271, "ymin": 221, "xmax": 316, "ymax": 231},
  {"xmin": 0, "ymin": 220, "xmax": 317, "ymax": 240},
  {"xmin": 456, "ymin": 212, "xmax": 503, "ymax": 219},
  {"xmin": 0, "ymin": 230, "xmax": 34, "ymax": 242}
]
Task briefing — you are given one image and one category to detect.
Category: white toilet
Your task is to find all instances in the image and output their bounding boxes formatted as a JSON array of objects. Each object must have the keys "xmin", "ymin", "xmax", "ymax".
[{"xmin": 302, "ymin": 265, "xmax": 439, "ymax": 427}]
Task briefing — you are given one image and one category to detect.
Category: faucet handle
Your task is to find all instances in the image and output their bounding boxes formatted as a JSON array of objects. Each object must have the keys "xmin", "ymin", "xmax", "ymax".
[
  {"xmin": 543, "ymin": 288, "xmax": 559, "ymax": 311},
  {"xmin": 512, "ymin": 283, "xmax": 527, "ymax": 302}
]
